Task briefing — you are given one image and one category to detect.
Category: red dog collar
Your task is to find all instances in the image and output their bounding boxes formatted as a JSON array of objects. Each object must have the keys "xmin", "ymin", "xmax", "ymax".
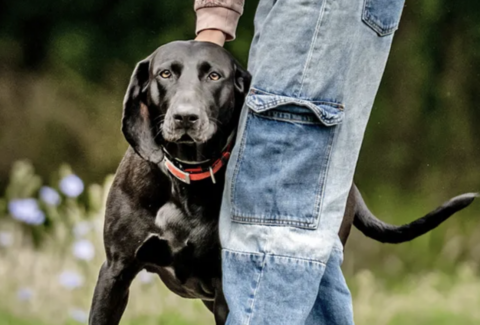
[
  {"xmin": 162, "ymin": 133, "xmax": 235, "ymax": 184},
  {"xmin": 164, "ymin": 151, "xmax": 231, "ymax": 184}
]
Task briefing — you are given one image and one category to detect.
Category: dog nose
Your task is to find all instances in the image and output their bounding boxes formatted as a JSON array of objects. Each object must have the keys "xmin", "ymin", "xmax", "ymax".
[{"xmin": 173, "ymin": 113, "xmax": 199, "ymax": 128}]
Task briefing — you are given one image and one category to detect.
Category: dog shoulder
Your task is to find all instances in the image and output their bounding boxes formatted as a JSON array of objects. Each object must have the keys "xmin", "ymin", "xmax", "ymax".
[{"xmin": 105, "ymin": 148, "xmax": 171, "ymax": 224}]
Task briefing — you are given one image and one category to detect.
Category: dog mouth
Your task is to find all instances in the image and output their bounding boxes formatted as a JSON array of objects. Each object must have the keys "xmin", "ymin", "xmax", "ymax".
[{"xmin": 161, "ymin": 121, "xmax": 217, "ymax": 145}]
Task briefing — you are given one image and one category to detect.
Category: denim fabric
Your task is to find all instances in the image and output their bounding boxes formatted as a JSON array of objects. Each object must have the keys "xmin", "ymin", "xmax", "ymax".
[
  {"xmin": 305, "ymin": 248, "xmax": 354, "ymax": 325},
  {"xmin": 220, "ymin": 0, "xmax": 405, "ymax": 323},
  {"xmin": 231, "ymin": 100, "xmax": 341, "ymax": 229},
  {"xmin": 222, "ymin": 250, "xmax": 326, "ymax": 325}
]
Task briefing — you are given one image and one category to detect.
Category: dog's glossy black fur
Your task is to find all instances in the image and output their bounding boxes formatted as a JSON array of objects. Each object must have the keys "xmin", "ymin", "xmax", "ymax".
[{"xmin": 89, "ymin": 41, "xmax": 477, "ymax": 325}]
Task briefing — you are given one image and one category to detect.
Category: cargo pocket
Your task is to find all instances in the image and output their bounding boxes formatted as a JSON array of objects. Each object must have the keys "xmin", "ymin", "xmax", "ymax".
[
  {"xmin": 230, "ymin": 89, "xmax": 345, "ymax": 229},
  {"xmin": 362, "ymin": 0, "xmax": 405, "ymax": 37}
]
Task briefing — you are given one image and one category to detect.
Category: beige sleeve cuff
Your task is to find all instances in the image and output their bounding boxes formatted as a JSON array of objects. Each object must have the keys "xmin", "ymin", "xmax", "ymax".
[{"xmin": 195, "ymin": 7, "xmax": 241, "ymax": 41}]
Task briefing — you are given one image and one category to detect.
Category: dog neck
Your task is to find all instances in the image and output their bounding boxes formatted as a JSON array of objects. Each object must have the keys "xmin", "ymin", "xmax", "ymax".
[
  {"xmin": 163, "ymin": 148, "xmax": 230, "ymax": 219},
  {"xmin": 161, "ymin": 130, "xmax": 235, "ymax": 185}
]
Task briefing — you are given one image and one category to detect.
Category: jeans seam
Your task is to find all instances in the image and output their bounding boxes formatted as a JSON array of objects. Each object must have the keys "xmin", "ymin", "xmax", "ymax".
[
  {"xmin": 245, "ymin": 253, "xmax": 266, "ymax": 325},
  {"xmin": 331, "ymin": 245, "xmax": 344, "ymax": 255},
  {"xmin": 224, "ymin": 248, "xmax": 327, "ymax": 267},
  {"xmin": 250, "ymin": 87, "xmax": 345, "ymax": 109},
  {"xmin": 297, "ymin": 0, "xmax": 328, "ymax": 97},
  {"xmin": 252, "ymin": 111, "xmax": 324, "ymax": 125},
  {"xmin": 266, "ymin": 253, "xmax": 327, "ymax": 266},
  {"xmin": 223, "ymin": 248, "xmax": 264, "ymax": 258},
  {"xmin": 316, "ymin": 122, "xmax": 341, "ymax": 229},
  {"xmin": 230, "ymin": 110, "xmax": 252, "ymax": 215},
  {"xmin": 232, "ymin": 215, "xmax": 317, "ymax": 229},
  {"xmin": 312, "ymin": 127, "xmax": 336, "ymax": 228}
]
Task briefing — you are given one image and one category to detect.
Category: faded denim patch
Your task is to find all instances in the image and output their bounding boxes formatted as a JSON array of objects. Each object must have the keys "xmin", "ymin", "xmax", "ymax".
[{"xmin": 230, "ymin": 93, "xmax": 343, "ymax": 229}]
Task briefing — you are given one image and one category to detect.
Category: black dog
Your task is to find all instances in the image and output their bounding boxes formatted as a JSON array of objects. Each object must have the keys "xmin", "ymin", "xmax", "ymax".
[{"xmin": 89, "ymin": 41, "xmax": 477, "ymax": 325}]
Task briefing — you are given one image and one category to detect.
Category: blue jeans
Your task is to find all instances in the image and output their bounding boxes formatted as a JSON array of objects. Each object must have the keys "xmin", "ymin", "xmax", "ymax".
[{"xmin": 220, "ymin": 0, "xmax": 405, "ymax": 324}]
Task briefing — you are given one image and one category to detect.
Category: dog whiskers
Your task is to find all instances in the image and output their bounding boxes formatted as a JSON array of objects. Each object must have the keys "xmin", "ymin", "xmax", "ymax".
[
  {"xmin": 153, "ymin": 114, "xmax": 166, "ymax": 122},
  {"xmin": 209, "ymin": 117, "xmax": 222, "ymax": 126}
]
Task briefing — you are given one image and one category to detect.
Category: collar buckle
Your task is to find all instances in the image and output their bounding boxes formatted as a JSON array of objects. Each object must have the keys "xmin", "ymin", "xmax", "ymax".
[
  {"xmin": 183, "ymin": 173, "xmax": 191, "ymax": 184},
  {"xmin": 209, "ymin": 167, "xmax": 216, "ymax": 184}
]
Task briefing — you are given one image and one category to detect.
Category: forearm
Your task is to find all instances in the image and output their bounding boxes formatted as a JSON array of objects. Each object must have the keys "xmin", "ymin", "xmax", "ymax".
[{"xmin": 194, "ymin": 0, "xmax": 245, "ymax": 45}]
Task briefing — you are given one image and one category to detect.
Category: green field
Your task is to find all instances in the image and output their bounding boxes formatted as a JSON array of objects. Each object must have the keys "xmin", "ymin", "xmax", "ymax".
[
  {"xmin": 2, "ymin": 255, "xmax": 480, "ymax": 324},
  {"xmin": 1, "ymin": 163, "xmax": 479, "ymax": 324}
]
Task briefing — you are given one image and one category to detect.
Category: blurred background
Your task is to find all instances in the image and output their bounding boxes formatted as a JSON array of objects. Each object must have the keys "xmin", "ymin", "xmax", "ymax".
[{"xmin": 0, "ymin": 1, "xmax": 479, "ymax": 324}]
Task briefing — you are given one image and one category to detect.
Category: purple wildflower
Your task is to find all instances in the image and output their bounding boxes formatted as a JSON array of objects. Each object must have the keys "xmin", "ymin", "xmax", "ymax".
[
  {"xmin": 59, "ymin": 270, "xmax": 84, "ymax": 289},
  {"xmin": 72, "ymin": 239, "xmax": 95, "ymax": 261},
  {"xmin": 17, "ymin": 287, "xmax": 33, "ymax": 301},
  {"xmin": 59, "ymin": 174, "xmax": 84, "ymax": 198},
  {"xmin": 8, "ymin": 199, "xmax": 46, "ymax": 225},
  {"xmin": 70, "ymin": 308, "xmax": 88, "ymax": 323},
  {"xmin": 39, "ymin": 186, "xmax": 61, "ymax": 206}
]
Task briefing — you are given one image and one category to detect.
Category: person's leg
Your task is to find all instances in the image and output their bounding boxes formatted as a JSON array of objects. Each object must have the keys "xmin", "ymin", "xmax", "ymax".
[
  {"xmin": 305, "ymin": 243, "xmax": 354, "ymax": 325},
  {"xmin": 220, "ymin": 0, "xmax": 405, "ymax": 324}
]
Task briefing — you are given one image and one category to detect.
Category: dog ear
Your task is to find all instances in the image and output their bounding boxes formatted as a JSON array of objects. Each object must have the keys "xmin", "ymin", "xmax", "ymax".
[
  {"xmin": 122, "ymin": 58, "xmax": 164, "ymax": 164},
  {"xmin": 234, "ymin": 61, "xmax": 252, "ymax": 96},
  {"xmin": 135, "ymin": 234, "xmax": 173, "ymax": 266}
]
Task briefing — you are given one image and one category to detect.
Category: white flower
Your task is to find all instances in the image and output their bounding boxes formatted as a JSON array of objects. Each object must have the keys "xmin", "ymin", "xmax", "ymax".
[
  {"xmin": 72, "ymin": 239, "xmax": 95, "ymax": 261},
  {"xmin": 0, "ymin": 231, "xmax": 13, "ymax": 247},
  {"xmin": 39, "ymin": 186, "xmax": 61, "ymax": 206},
  {"xmin": 138, "ymin": 269, "xmax": 154, "ymax": 284},
  {"xmin": 73, "ymin": 221, "xmax": 91, "ymax": 238},
  {"xmin": 59, "ymin": 174, "xmax": 84, "ymax": 198},
  {"xmin": 70, "ymin": 308, "xmax": 88, "ymax": 323},
  {"xmin": 59, "ymin": 270, "xmax": 84, "ymax": 289}
]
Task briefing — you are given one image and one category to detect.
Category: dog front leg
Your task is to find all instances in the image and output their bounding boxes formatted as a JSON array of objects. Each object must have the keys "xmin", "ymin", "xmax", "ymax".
[
  {"xmin": 213, "ymin": 281, "xmax": 229, "ymax": 325},
  {"xmin": 89, "ymin": 260, "xmax": 139, "ymax": 325}
]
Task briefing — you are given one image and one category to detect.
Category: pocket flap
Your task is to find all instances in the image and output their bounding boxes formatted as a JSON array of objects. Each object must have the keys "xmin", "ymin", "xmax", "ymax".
[
  {"xmin": 245, "ymin": 89, "xmax": 345, "ymax": 127},
  {"xmin": 362, "ymin": 0, "xmax": 405, "ymax": 37}
]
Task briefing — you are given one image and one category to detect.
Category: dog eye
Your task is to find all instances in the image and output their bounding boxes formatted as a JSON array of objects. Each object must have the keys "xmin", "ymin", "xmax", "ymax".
[
  {"xmin": 208, "ymin": 72, "xmax": 221, "ymax": 81},
  {"xmin": 159, "ymin": 70, "xmax": 172, "ymax": 79}
]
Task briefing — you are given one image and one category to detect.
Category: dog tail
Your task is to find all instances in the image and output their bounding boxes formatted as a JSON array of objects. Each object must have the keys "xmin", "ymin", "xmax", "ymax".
[{"xmin": 352, "ymin": 185, "xmax": 478, "ymax": 244}]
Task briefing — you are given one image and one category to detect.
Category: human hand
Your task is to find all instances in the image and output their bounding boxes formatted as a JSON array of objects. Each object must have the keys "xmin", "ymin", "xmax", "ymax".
[{"xmin": 195, "ymin": 29, "xmax": 226, "ymax": 47}]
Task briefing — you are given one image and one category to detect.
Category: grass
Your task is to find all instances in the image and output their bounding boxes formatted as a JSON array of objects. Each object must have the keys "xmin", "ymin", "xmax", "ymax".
[
  {"xmin": 2, "ymin": 229, "xmax": 480, "ymax": 325},
  {"xmin": 2, "ymin": 263, "xmax": 480, "ymax": 324},
  {"xmin": 0, "ymin": 310, "xmax": 202, "ymax": 325},
  {"xmin": 351, "ymin": 265, "xmax": 480, "ymax": 324},
  {"xmin": 1, "ymin": 166, "xmax": 479, "ymax": 324}
]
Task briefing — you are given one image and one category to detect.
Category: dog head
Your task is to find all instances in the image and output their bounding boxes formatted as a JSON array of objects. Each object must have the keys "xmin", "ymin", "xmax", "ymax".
[{"xmin": 122, "ymin": 41, "xmax": 251, "ymax": 164}]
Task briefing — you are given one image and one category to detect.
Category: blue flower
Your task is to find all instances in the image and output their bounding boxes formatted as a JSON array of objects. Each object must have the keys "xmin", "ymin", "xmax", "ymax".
[
  {"xmin": 59, "ymin": 174, "xmax": 84, "ymax": 198},
  {"xmin": 17, "ymin": 287, "xmax": 33, "ymax": 301},
  {"xmin": 72, "ymin": 239, "xmax": 95, "ymax": 261},
  {"xmin": 0, "ymin": 231, "xmax": 13, "ymax": 247},
  {"xmin": 39, "ymin": 186, "xmax": 61, "ymax": 206},
  {"xmin": 70, "ymin": 308, "xmax": 88, "ymax": 323},
  {"xmin": 8, "ymin": 199, "xmax": 46, "ymax": 225},
  {"xmin": 59, "ymin": 270, "xmax": 84, "ymax": 290}
]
